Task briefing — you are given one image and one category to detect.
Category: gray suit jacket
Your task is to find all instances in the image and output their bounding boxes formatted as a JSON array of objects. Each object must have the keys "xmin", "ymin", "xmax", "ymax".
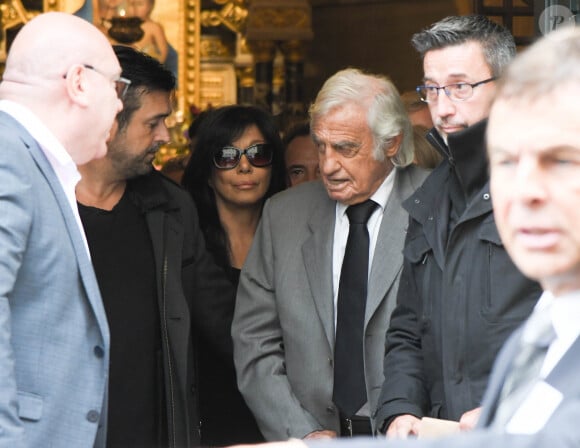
[
  {"xmin": 305, "ymin": 321, "xmax": 580, "ymax": 448},
  {"xmin": 232, "ymin": 166, "xmax": 429, "ymax": 440},
  {"xmin": 0, "ymin": 113, "xmax": 110, "ymax": 447},
  {"xmin": 477, "ymin": 324, "xmax": 580, "ymax": 430}
]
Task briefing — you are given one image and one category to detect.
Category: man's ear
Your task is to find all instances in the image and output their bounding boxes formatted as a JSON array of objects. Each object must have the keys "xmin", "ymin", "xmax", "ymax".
[
  {"xmin": 385, "ymin": 133, "xmax": 403, "ymax": 158},
  {"xmin": 63, "ymin": 64, "xmax": 90, "ymax": 107}
]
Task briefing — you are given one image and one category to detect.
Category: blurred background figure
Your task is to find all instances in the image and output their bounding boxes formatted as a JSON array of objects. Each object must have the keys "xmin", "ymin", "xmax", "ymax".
[
  {"xmin": 400, "ymin": 90, "xmax": 434, "ymax": 129},
  {"xmin": 130, "ymin": 0, "xmax": 168, "ymax": 63},
  {"xmin": 181, "ymin": 104, "xmax": 286, "ymax": 446},
  {"xmin": 400, "ymin": 91, "xmax": 441, "ymax": 169},
  {"xmin": 283, "ymin": 121, "xmax": 320, "ymax": 188},
  {"xmin": 412, "ymin": 125, "xmax": 442, "ymax": 169}
]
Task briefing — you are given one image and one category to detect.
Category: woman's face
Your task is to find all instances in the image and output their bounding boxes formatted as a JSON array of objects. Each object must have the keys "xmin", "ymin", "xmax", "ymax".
[{"xmin": 210, "ymin": 124, "xmax": 272, "ymax": 209}]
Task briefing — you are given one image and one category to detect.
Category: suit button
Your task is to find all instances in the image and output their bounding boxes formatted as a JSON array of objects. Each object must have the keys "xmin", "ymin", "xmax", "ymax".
[
  {"xmin": 86, "ymin": 410, "xmax": 100, "ymax": 423},
  {"xmin": 328, "ymin": 357, "xmax": 333, "ymax": 366},
  {"xmin": 93, "ymin": 346, "xmax": 104, "ymax": 358},
  {"xmin": 326, "ymin": 406, "xmax": 335, "ymax": 414}
]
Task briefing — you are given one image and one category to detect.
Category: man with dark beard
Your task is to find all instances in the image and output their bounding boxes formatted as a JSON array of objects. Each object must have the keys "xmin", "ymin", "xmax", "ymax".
[{"xmin": 76, "ymin": 45, "xmax": 235, "ymax": 448}]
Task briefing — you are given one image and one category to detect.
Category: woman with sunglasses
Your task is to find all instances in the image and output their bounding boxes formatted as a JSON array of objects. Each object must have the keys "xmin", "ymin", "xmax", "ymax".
[{"xmin": 181, "ymin": 105, "xmax": 285, "ymax": 446}]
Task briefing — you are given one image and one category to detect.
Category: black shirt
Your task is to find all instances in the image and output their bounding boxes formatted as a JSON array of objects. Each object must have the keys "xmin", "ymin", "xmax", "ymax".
[{"xmin": 79, "ymin": 187, "xmax": 166, "ymax": 448}]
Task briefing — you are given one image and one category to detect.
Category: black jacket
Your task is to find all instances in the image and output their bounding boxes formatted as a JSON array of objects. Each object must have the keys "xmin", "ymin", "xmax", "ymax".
[
  {"xmin": 374, "ymin": 120, "xmax": 542, "ymax": 428},
  {"xmin": 129, "ymin": 171, "xmax": 235, "ymax": 447}
]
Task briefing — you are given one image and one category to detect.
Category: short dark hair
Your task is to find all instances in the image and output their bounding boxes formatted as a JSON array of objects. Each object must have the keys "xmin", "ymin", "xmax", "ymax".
[
  {"xmin": 411, "ymin": 15, "xmax": 516, "ymax": 77},
  {"xmin": 113, "ymin": 45, "xmax": 176, "ymax": 131},
  {"xmin": 282, "ymin": 121, "xmax": 310, "ymax": 148}
]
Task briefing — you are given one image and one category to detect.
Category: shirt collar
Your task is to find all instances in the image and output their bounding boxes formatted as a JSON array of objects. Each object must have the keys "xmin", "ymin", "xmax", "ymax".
[
  {"xmin": 0, "ymin": 99, "xmax": 75, "ymax": 169},
  {"xmin": 336, "ymin": 167, "xmax": 396, "ymax": 217},
  {"xmin": 531, "ymin": 290, "xmax": 580, "ymax": 345}
]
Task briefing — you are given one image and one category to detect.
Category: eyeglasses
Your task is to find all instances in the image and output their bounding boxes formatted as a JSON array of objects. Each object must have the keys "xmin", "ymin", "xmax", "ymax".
[
  {"xmin": 83, "ymin": 64, "xmax": 131, "ymax": 99},
  {"xmin": 416, "ymin": 77, "xmax": 496, "ymax": 103},
  {"xmin": 213, "ymin": 143, "xmax": 274, "ymax": 170}
]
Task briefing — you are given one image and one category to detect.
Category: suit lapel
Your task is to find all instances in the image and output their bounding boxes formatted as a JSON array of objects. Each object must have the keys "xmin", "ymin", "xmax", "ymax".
[
  {"xmin": 545, "ymin": 334, "xmax": 580, "ymax": 395},
  {"xmin": 302, "ymin": 196, "xmax": 336, "ymax": 350},
  {"xmin": 24, "ymin": 134, "xmax": 109, "ymax": 344},
  {"xmin": 478, "ymin": 329, "xmax": 523, "ymax": 427},
  {"xmin": 365, "ymin": 169, "xmax": 413, "ymax": 326},
  {"xmin": 480, "ymin": 330, "xmax": 580, "ymax": 428}
]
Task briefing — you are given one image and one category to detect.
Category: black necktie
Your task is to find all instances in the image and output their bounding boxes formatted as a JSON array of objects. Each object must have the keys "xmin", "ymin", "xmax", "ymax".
[
  {"xmin": 492, "ymin": 310, "xmax": 556, "ymax": 428},
  {"xmin": 333, "ymin": 199, "xmax": 378, "ymax": 418}
]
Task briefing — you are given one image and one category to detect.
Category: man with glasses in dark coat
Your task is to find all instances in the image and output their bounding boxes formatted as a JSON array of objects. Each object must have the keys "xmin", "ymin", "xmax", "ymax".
[{"xmin": 374, "ymin": 15, "xmax": 542, "ymax": 437}]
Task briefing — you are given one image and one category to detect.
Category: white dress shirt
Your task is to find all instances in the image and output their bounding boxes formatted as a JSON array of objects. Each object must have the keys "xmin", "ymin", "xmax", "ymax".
[
  {"xmin": 331, "ymin": 169, "xmax": 396, "ymax": 417},
  {"xmin": 0, "ymin": 100, "xmax": 91, "ymax": 257},
  {"xmin": 506, "ymin": 289, "xmax": 580, "ymax": 434}
]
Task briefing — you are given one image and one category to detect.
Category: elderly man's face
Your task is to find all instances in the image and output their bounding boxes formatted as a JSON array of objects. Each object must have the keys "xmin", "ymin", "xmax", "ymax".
[
  {"xmin": 489, "ymin": 91, "xmax": 580, "ymax": 296},
  {"xmin": 312, "ymin": 103, "xmax": 397, "ymax": 205},
  {"xmin": 423, "ymin": 40, "xmax": 497, "ymax": 142}
]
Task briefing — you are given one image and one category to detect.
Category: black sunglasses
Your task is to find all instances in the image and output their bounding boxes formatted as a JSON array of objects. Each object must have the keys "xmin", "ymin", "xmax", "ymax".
[{"xmin": 213, "ymin": 143, "xmax": 274, "ymax": 170}]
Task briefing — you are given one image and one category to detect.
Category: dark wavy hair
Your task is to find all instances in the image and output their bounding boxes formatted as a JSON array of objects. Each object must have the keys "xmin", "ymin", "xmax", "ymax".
[
  {"xmin": 113, "ymin": 45, "xmax": 175, "ymax": 132},
  {"xmin": 181, "ymin": 105, "xmax": 286, "ymax": 269}
]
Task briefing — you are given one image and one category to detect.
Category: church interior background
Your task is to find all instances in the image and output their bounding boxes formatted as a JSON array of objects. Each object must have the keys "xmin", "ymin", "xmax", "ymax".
[{"xmin": 0, "ymin": 0, "xmax": 572, "ymax": 164}]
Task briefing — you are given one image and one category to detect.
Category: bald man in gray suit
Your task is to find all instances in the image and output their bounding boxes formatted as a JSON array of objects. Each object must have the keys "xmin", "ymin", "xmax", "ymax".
[{"xmin": 0, "ymin": 12, "xmax": 123, "ymax": 447}]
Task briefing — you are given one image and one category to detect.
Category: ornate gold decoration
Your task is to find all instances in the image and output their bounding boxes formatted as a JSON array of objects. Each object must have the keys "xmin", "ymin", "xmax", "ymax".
[
  {"xmin": 236, "ymin": 65, "xmax": 254, "ymax": 88},
  {"xmin": 184, "ymin": 0, "xmax": 201, "ymax": 113},
  {"xmin": 252, "ymin": 8, "xmax": 309, "ymax": 29},
  {"xmin": 200, "ymin": 35, "xmax": 233, "ymax": 61},
  {"xmin": 0, "ymin": 0, "xmax": 36, "ymax": 64},
  {"xmin": 1, "ymin": 0, "xmax": 32, "ymax": 30},
  {"xmin": 0, "ymin": 0, "xmax": 200, "ymax": 168},
  {"xmin": 43, "ymin": 0, "xmax": 84, "ymax": 13},
  {"xmin": 200, "ymin": 0, "xmax": 247, "ymax": 34},
  {"xmin": 246, "ymin": 1, "xmax": 313, "ymax": 41}
]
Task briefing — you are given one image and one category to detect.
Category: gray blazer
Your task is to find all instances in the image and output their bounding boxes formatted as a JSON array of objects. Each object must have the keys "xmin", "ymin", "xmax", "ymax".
[
  {"xmin": 478, "ymin": 325, "xmax": 580, "ymax": 430},
  {"xmin": 0, "ymin": 113, "xmax": 110, "ymax": 447},
  {"xmin": 232, "ymin": 166, "xmax": 429, "ymax": 440}
]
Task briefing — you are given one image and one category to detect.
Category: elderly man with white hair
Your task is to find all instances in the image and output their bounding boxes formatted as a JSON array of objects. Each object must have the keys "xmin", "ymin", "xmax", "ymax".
[{"xmin": 232, "ymin": 68, "xmax": 428, "ymax": 440}]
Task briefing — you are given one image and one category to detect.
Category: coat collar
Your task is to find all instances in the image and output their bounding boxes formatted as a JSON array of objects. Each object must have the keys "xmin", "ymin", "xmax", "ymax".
[
  {"xmin": 127, "ymin": 171, "xmax": 179, "ymax": 214},
  {"xmin": 408, "ymin": 119, "xmax": 493, "ymax": 227}
]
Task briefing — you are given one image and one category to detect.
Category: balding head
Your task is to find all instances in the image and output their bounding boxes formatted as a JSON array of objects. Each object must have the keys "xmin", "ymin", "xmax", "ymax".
[
  {"xmin": 0, "ymin": 12, "xmax": 123, "ymax": 164},
  {"xmin": 3, "ymin": 12, "xmax": 116, "ymax": 85}
]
